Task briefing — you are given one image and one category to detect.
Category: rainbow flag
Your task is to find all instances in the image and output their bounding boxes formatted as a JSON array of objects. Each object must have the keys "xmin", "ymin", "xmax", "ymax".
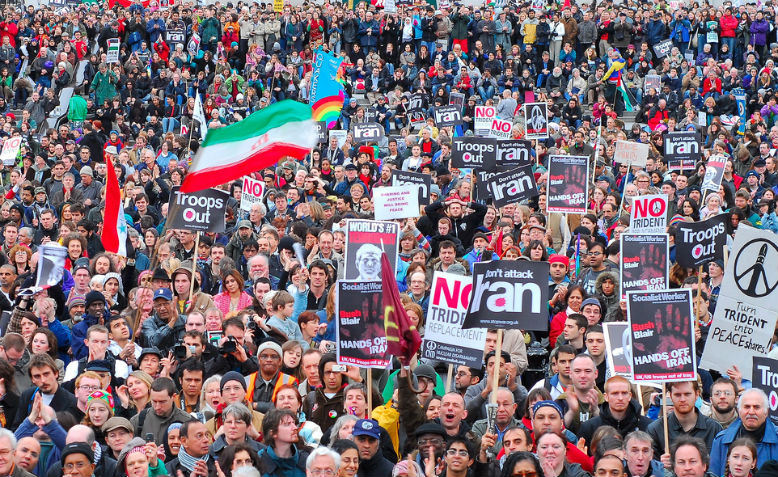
[{"xmin": 310, "ymin": 50, "xmax": 346, "ymax": 129}]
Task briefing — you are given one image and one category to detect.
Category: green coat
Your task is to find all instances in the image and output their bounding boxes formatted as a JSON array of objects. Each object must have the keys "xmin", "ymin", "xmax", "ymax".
[
  {"xmin": 90, "ymin": 70, "xmax": 117, "ymax": 105},
  {"xmin": 201, "ymin": 17, "xmax": 221, "ymax": 44},
  {"xmin": 67, "ymin": 95, "xmax": 87, "ymax": 123}
]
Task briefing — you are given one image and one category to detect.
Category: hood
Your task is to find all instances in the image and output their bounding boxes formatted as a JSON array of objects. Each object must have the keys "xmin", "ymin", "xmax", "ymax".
[
  {"xmin": 598, "ymin": 399, "xmax": 643, "ymax": 431},
  {"xmin": 595, "ymin": 270, "xmax": 619, "ymax": 296}
]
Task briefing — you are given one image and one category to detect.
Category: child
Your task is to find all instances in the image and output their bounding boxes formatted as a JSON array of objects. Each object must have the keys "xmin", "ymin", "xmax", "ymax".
[{"xmin": 265, "ymin": 291, "xmax": 304, "ymax": 344}]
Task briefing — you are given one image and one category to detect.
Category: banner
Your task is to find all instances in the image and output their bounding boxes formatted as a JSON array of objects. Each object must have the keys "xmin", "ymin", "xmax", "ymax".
[
  {"xmin": 0, "ymin": 136, "xmax": 21, "ymax": 166},
  {"xmin": 620, "ymin": 234, "xmax": 669, "ymax": 299},
  {"xmin": 701, "ymin": 155, "xmax": 726, "ymax": 196},
  {"xmin": 485, "ymin": 165, "xmax": 539, "ymax": 208},
  {"xmin": 449, "ymin": 92, "xmax": 465, "ymax": 111},
  {"xmin": 336, "ymin": 281, "xmax": 390, "ymax": 368},
  {"xmin": 644, "ymin": 74, "xmax": 661, "ymax": 94},
  {"xmin": 353, "ymin": 123, "xmax": 385, "ymax": 142},
  {"xmin": 240, "ymin": 176, "xmax": 265, "ymax": 212},
  {"xmin": 614, "ymin": 140, "xmax": 649, "ymax": 167},
  {"xmin": 627, "ymin": 289, "xmax": 697, "ymax": 382},
  {"xmin": 603, "ymin": 322, "xmax": 631, "ymax": 378},
  {"xmin": 752, "ymin": 357, "xmax": 778, "ymax": 426},
  {"xmin": 373, "ymin": 185, "xmax": 419, "ymax": 221},
  {"xmin": 462, "ymin": 260, "xmax": 549, "ymax": 331},
  {"xmin": 654, "ymin": 39, "xmax": 673, "ymax": 58},
  {"xmin": 344, "ymin": 219, "xmax": 399, "ymax": 281},
  {"xmin": 421, "ymin": 272, "xmax": 486, "ymax": 368},
  {"xmin": 524, "ymin": 102, "xmax": 549, "ymax": 140},
  {"xmin": 546, "ymin": 155, "xmax": 589, "ymax": 214},
  {"xmin": 474, "ymin": 168, "xmax": 510, "ymax": 202},
  {"xmin": 496, "ymin": 140, "xmax": 533, "ymax": 168},
  {"xmin": 735, "ymin": 88, "xmax": 747, "ymax": 136},
  {"xmin": 315, "ymin": 121, "xmax": 328, "ymax": 144},
  {"xmin": 674, "ymin": 215, "xmax": 728, "ymax": 268},
  {"xmin": 193, "ymin": 93, "xmax": 208, "ymax": 141},
  {"xmin": 166, "ymin": 26, "xmax": 186, "ymax": 48},
  {"xmin": 392, "ymin": 169, "xmax": 431, "ymax": 206},
  {"xmin": 630, "ymin": 194, "xmax": 668, "ymax": 234},
  {"xmin": 489, "ymin": 118, "xmax": 513, "ymax": 139},
  {"xmin": 451, "ymin": 137, "xmax": 497, "ymax": 170},
  {"xmin": 474, "ymin": 105, "xmax": 496, "ymax": 136},
  {"xmin": 187, "ymin": 32, "xmax": 201, "ymax": 56},
  {"xmin": 700, "ymin": 226, "xmax": 778, "ymax": 377},
  {"xmin": 664, "ymin": 131, "xmax": 700, "ymax": 171},
  {"xmin": 167, "ymin": 186, "xmax": 229, "ymax": 233},
  {"xmin": 106, "ymin": 38, "xmax": 120, "ymax": 63},
  {"xmin": 433, "ymin": 105, "xmax": 463, "ymax": 127},
  {"xmin": 36, "ymin": 243, "xmax": 67, "ymax": 288}
]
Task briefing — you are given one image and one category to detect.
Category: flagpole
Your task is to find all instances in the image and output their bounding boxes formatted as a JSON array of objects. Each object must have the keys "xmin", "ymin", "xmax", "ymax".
[
  {"xmin": 367, "ymin": 368, "xmax": 373, "ymax": 417},
  {"xmin": 617, "ymin": 160, "xmax": 631, "ymax": 217},
  {"xmin": 591, "ymin": 125, "xmax": 602, "ymax": 186},
  {"xmin": 491, "ymin": 329, "xmax": 503, "ymax": 405},
  {"xmin": 445, "ymin": 363, "xmax": 454, "ymax": 393},
  {"xmin": 663, "ymin": 383, "xmax": 670, "ymax": 456},
  {"xmin": 695, "ymin": 265, "xmax": 703, "ymax": 325}
]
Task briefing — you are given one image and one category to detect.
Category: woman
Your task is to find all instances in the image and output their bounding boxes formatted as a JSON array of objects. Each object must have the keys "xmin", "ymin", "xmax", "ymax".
[
  {"xmin": 501, "ymin": 451, "xmax": 545, "ymax": 477},
  {"xmin": 211, "ymin": 403, "xmax": 263, "ymax": 458},
  {"xmin": 701, "ymin": 193, "xmax": 724, "ymax": 218},
  {"xmin": 259, "ymin": 409, "xmax": 310, "ymax": 477},
  {"xmin": 83, "ymin": 390, "xmax": 114, "ymax": 445},
  {"xmin": 18, "ymin": 312, "xmax": 40, "ymax": 346},
  {"xmin": 274, "ymin": 384, "xmax": 323, "ymax": 447},
  {"xmin": 680, "ymin": 199, "xmax": 701, "ymax": 221},
  {"xmin": 116, "ymin": 370, "xmax": 153, "ymax": 417},
  {"xmin": 536, "ymin": 431, "xmax": 587, "ymax": 477},
  {"xmin": 330, "ymin": 415, "xmax": 358, "ymax": 442},
  {"xmin": 218, "ymin": 442, "xmax": 262, "ymax": 477},
  {"xmin": 200, "ymin": 375, "xmax": 223, "ymax": 422},
  {"xmin": 724, "ymin": 438, "xmax": 757, "ymax": 477},
  {"xmin": 281, "ymin": 340, "xmax": 303, "ymax": 379},
  {"xmin": 329, "ymin": 440, "xmax": 358, "ymax": 477},
  {"xmin": 404, "ymin": 302, "xmax": 425, "ymax": 337},
  {"xmin": 579, "ymin": 214, "xmax": 607, "ymax": 246},
  {"xmin": 9, "ymin": 245, "xmax": 32, "ymax": 277},
  {"xmin": 214, "ymin": 269, "xmax": 253, "ymax": 316},
  {"xmin": 103, "ymin": 272, "xmax": 127, "ymax": 312},
  {"xmin": 116, "ymin": 436, "xmax": 167, "ymax": 477},
  {"xmin": 29, "ymin": 327, "xmax": 64, "ymax": 379},
  {"xmin": 63, "ymin": 233, "xmax": 87, "ymax": 271},
  {"xmin": 549, "ymin": 285, "xmax": 587, "ymax": 347},
  {"xmin": 523, "ymin": 240, "xmax": 549, "ymax": 262}
]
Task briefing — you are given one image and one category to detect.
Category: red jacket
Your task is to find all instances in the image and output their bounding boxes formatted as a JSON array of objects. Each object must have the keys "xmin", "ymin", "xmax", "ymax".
[
  {"xmin": 720, "ymin": 15, "xmax": 738, "ymax": 38},
  {"xmin": 703, "ymin": 77, "xmax": 722, "ymax": 96},
  {"xmin": 0, "ymin": 22, "xmax": 17, "ymax": 48},
  {"xmin": 647, "ymin": 106, "xmax": 670, "ymax": 131},
  {"xmin": 153, "ymin": 40, "xmax": 170, "ymax": 63}
]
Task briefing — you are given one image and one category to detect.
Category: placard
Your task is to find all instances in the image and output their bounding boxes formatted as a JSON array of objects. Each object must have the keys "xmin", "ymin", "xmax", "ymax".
[
  {"xmin": 344, "ymin": 219, "xmax": 399, "ymax": 281},
  {"xmin": 449, "ymin": 92, "xmax": 465, "ymax": 110},
  {"xmin": 421, "ymin": 272, "xmax": 486, "ymax": 368},
  {"xmin": 315, "ymin": 121, "xmax": 328, "ymax": 144},
  {"xmin": 106, "ymin": 38, "xmax": 120, "ymax": 64},
  {"xmin": 451, "ymin": 137, "xmax": 497, "ymax": 170},
  {"xmin": 353, "ymin": 122, "xmax": 385, "ymax": 142},
  {"xmin": 654, "ymin": 39, "xmax": 673, "ymax": 58},
  {"xmin": 614, "ymin": 140, "xmax": 649, "ymax": 167},
  {"xmin": 752, "ymin": 357, "xmax": 778, "ymax": 426},
  {"xmin": 546, "ymin": 155, "xmax": 589, "ymax": 214},
  {"xmin": 700, "ymin": 226, "xmax": 778, "ymax": 377},
  {"xmin": 603, "ymin": 322, "xmax": 631, "ymax": 378},
  {"xmin": 627, "ymin": 289, "xmax": 697, "ymax": 382},
  {"xmin": 674, "ymin": 215, "xmax": 728, "ymax": 269},
  {"xmin": 644, "ymin": 74, "xmax": 661, "ymax": 94},
  {"xmin": 36, "ymin": 243, "xmax": 67, "ymax": 289},
  {"xmin": 0, "ymin": 136, "xmax": 21, "ymax": 166},
  {"xmin": 474, "ymin": 168, "xmax": 510, "ymax": 202},
  {"xmin": 336, "ymin": 281, "xmax": 390, "ymax": 368},
  {"xmin": 433, "ymin": 105, "xmax": 463, "ymax": 127},
  {"xmin": 701, "ymin": 155, "xmax": 726, "ymax": 195},
  {"xmin": 620, "ymin": 234, "xmax": 669, "ymax": 299},
  {"xmin": 474, "ymin": 105, "xmax": 496, "ymax": 135},
  {"xmin": 462, "ymin": 260, "xmax": 549, "ymax": 331},
  {"xmin": 664, "ymin": 131, "xmax": 700, "ymax": 171},
  {"xmin": 489, "ymin": 118, "xmax": 514, "ymax": 139},
  {"xmin": 240, "ymin": 176, "xmax": 265, "ymax": 213},
  {"xmin": 495, "ymin": 140, "xmax": 533, "ymax": 168},
  {"xmin": 524, "ymin": 102, "xmax": 549, "ymax": 140},
  {"xmin": 167, "ymin": 186, "xmax": 228, "ymax": 233},
  {"xmin": 392, "ymin": 169, "xmax": 431, "ymax": 206},
  {"xmin": 373, "ymin": 185, "xmax": 419, "ymax": 221},
  {"xmin": 630, "ymin": 194, "xmax": 668, "ymax": 234},
  {"xmin": 485, "ymin": 165, "xmax": 538, "ymax": 208}
]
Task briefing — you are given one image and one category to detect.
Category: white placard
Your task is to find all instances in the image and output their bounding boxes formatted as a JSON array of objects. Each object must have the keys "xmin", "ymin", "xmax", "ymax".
[
  {"xmin": 373, "ymin": 185, "xmax": 420, "ymax": 221},
  {"xmin": 240, "ymin": 176, "xmax": 265, "ymax": 212}
]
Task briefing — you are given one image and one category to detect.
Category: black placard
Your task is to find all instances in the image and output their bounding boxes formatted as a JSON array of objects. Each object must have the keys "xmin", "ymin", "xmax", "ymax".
[
  {"xmin": 485, "ymin": 165, "xmax": 539, "ymax": 208},
  {"xmin": 167, "ymin": 186, "xmax": 229, "ymax": 233},
  {"xmin": 451, "ymin": 137, "xmax": 497, "ymax": 170},
  {"xmin": 391, "ymin": 169, "xmax": 432, "ymax": 206},
  {"xmin": 674, "ymin": 215, "xmax": 728, "ymax": 268}
]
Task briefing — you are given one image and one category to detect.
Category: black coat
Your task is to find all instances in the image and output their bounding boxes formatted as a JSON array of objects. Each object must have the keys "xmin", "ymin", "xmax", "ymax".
[
  {"xmin": 13, "ymin": 384, "xmax": 78, "ymax": 430},
  {"xmin": 578, "ymin": 399, "xmax": 652, "ymax": 447}
]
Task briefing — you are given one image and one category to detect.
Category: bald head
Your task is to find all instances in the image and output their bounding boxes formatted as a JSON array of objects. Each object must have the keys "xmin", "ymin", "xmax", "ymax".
[
  {"xmin": 66, "ymin": 425, "xmax": 96, "ymax": 446},
  {"xmin": 14, "ymin": 437, "xmax": 40, "ymax": 472}
]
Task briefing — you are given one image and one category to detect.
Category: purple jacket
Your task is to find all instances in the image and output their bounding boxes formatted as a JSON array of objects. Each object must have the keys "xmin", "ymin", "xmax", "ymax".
[{"xmin": 750, "ymin": 19, "xmax": 769, "ymax": 46}]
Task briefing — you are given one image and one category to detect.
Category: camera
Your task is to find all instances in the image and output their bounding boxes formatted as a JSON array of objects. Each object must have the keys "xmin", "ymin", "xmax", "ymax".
[
  {"xmin": 173, "ymin": 342, "xmax": 188, "ymax": 360},
  {"xmin": 247, "ymin": 319, "xmax": 258, "ymax": 331},
  {"xmin": 219, "ymin": 337, "xmax": 238, "ymax": 354}
]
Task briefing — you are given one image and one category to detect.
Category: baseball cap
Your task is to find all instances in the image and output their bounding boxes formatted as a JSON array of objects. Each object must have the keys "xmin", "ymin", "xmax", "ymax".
[
  {"xmin": 238, "ymin": 220, "xmax": 252, "ymax": 229},
  {"xmin": 352, "ymin": 419, "xmax": 381, "ymax": 440},
  {"xmin": 153, "ymin": 288, "xmax": 173, "ymax": 301}
]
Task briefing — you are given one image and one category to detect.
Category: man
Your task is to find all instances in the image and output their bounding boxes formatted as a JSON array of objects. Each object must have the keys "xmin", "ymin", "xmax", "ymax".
[
  {"xmin": 45, "ymin": 424, "xmax": 117, "ymax": 477},
  {"xmin": 353, "ymin": 419, "xmax": 394, "ymax": 476},
  {"xmin": 530, "ymin": 400, "xmax": 592, "ymax": 471},
  {"xmin": 532, "ymin": 345, "xmax": 576, "ymax": 399},
  {"xmin": 647, "ymin": 380, "xmax": 723, "ymax": 462},
  {"xmin": 72, "ymin": 371, "xmax": 103, "ymax": 421},
  {"xmin": 558, "ymin": 314, "xmax": 588, "ymax": 352},
  {"xmin": 298, "ymin": 349, "xmax": 321, "ymax": 396},
  {"xmin": 454, "ymin": 366, "xmax": 481, "ymax": 397},
  {"xmin": 0, "ymin": 333, "xmax": 31, "ymax": 393},
  {"xmin": 354, "ymin": 244, "xmax": 381, "ymax": 281},
  {"xmin": 557, "ymin": 354, "xmax": 604, "ymax": 435},
  {"xmin": 165, "ymin": 420, "xmax": 217, "ymax": 477},
  {"xmin": 578, "ymin": 376, "xmax": 652, "ymax": 447},
  {"xmin": 594, "ymin": 454, "xmax": 628, "ymax": 477},
  {"xmin": 710, "ymin": 388, "xmax": 778, "ymax": 475},
  {"xmin": 425, "ymin": 198, "xmax": 487, "ymax": 247},
  {"xmin": 623, "ymin": 430, "xmax": 664, "ymax": 477},
  {"xmin": 471, "ymin": 388, "xmax": 522, "ymax": 454},
  {"xmin": 13, "ymin": 437, "xmax": 40, "ymax": 475},
  {"xmin": 671, "ymin": 436, "xmax": 714, "ymax": 477},
  {"xmin": 64, "ymin": 324, "xmax": 129, "ymax": 384},
  {"xmin": 129, "ymin": 377, "xmax": 193, "ymax": 444},
  {"xmin": 442, "ymin": 438, "xmax": 474, "ymax": 477},
  {"xmin": 74, "ymin": 166, "xmax": 102, "ymax": 210},
  {"xmin": 176, "ymin": 358, "xmax": 206, "ymax": 413},
  {"xmin": 245, "ymin": 341, "xmax": 298, "ymax": 413},
  {"xmin": 577, "ymin": 242, "xmax": 613, "ymax": 296},
  {"xmin": 140, "ymin": 288, "xmax": 187, "ymax": 350},
  {"xmin": 306, "ymin": 447, "xmax": 341, "ymax": 477},
  {"xmin": 464, "ymin": 350, "xmax": 526, "ymax": 423},
  {"xmin": 102, "ymin": 417, "xmax": 134, "ymax": 460},
  {"xmin": 303, "ymin": 353, "xmax": 352, "ymax": 433},
  {"xmin": 60, "ymin": 443, "xmax": 95, "ymax": 477},
  {"xmin": 584, "ymin": 325, "xmax": 607, "ymax": 390},
  {"xmin": 13, "ymin": 354, "xmax": 78, "ymax": 429},
  {"xmin": 205, "ymin": 317, "xmax": 259, "ymax": 377},
  {"xmin": 304, "ymin": 261, "xmax": 329, "ymax": 311},
  {"xmin": 703, "ymin": 378, "xmax": 739, "ymax": 429},
  {"xmin": 70, "ymin": 291, "xmax": 108, "ymax": 360},
  {"xmin": 171, "ymin": 264, "xmax": 214, "ymax": 315}
]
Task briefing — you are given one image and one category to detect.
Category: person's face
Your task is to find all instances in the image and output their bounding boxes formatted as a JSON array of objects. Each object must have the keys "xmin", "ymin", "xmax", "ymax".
[
  {"xmin": 63, "ymin": 453, "xmax": 94, "ymax": 477},
  {"xmin": 31, "ymin": 332, "xmax": 51, "ymax": 355},
  {"xmin": 439, "ymin": 394, "xmax": 466, "ymax": 429},
  {"xmin": 339, "ymin": 448, "xmax": 359, "ymax": 477},
  {"xmin": 595, "ymin": 457, "xmax": 626, "ymax": 477},
  {"xmin": 181, "ymin": 422, "xmax": 210, "ymax": 457},
  {"xmin": 105, "ymin": 427, "xmax": 131, "ymax": 453},
  {"xmin": 87, "ymin": 331, "xmax": 109, "ymax": 357},
  {"xmin": 87, "ymin": 401, "xmax": 110, "ymax": 426},
  {"xmin": 444, "ymin": 442, "xmax": 473, "ymax": 473},
  {"xmin": 585, "ymin": 331, "xmax": 605, "ymax": 357},
  {"xmin": 537, "ymin": 434, "xmax": 566, "ymax": 469},
  {"xmin": 740, "ymin": 392, "xmax": 768, "ymax": 430},
  {"xmin": 563, "ymin": 318, "xmax": 583, "ymax": 342},
  {"xmin": 125, "ymin": 451, "xmax": 148, "ymax": 477},
  {"xmin": 710, "ymin": 383, "xmax": 736, "ymax": 414},
  {"xmin": 439, "ymin": 247, "xmax": 455, "ymax": 265},
  {"xmin": 570, "ymin": 357, "xmax": 597, "ymax": 391},
  {"xmin": 14, "ymin": 438, "xmax": 40, "ymax": 472},
  {"xmin": 673, "ymin": 445, "xmax": 707, "ymax": 477},
  {"xmin": 30, "ymin": 365, "xmax": 58, "ymax": 393},
  {"xmin": 274, "ymin": 414, "xmax": 299, "ymax": 445},
  {"xmin": 556, "ymin": 352, "xmax": 575, "ymax": 380},
  {"xmin": 727, "ymin": 445, "xmax": 756, "ymax": 477},
  {"xmin": 605, "ymin": 381, "xmax": 632, "ymax": 414},
  {"xmin": 670, "ymin": 382, "xmax": 699, "ymax": 415},
  {"xmin": 533, "ymin": 407, "xmax": 563, "ymax": 434},
  {"xmin": 223, "ymin": 413, "xmax": 249, "ymax": 442}
]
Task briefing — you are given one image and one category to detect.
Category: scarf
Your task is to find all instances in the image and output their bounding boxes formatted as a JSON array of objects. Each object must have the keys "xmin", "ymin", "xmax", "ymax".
[{"xmin": 177, "ymin": 447, "xmax": 210, "ymax": 473}]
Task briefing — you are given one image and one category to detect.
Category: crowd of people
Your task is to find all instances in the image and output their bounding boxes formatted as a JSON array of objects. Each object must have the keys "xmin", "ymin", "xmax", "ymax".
[{"xmin": 0, "ymin": 0, "xmax": 775, "ymax": 476}]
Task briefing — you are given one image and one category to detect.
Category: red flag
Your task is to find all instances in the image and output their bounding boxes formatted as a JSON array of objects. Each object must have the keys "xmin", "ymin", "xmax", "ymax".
[
  {"xmin": 101, "ymin": 155, "xmax": 127, "ymax": 256},
  {"xmin": 381, "ymin": 253, "xmax": 421, "ymax": 365}
]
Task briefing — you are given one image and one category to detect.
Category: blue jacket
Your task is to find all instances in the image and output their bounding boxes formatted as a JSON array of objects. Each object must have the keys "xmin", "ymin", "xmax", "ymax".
[
  {"xmin": 646, "ymin": 19, "xmax": 666, "ymax": 45},
  {"xmin": 710, "ymin": 418, "xmax": 778, "ymax": 476},
  {"xmin": 358, "ymin": 20, "xmax": 379, "ymax": 48},
  {"xmin": 70, "ymin": 311, "xmax": 106, "ymax": 360},
  {"xmin": 15, "ymin": 418, "xmax": 68, "ymax": 475},
  {"xmin": 146, "ymin": 18, "xmax": 166, "ymax": 43}
]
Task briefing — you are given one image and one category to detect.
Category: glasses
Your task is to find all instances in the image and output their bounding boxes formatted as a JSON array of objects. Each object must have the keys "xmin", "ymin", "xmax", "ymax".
[
  {"xmin": 222, "ymin": 385, "xmax": 244, "ymax": 393},
  {"xmin": 713, "ymin": 390, "xmax": 734, "ymax": 397},
  {"xmin": 79, "ymin": 385, "xmax": 100, "ymax": 391},
  {"xmin": 446, "ymin": 449, "xmax": 470, "ymax": 457},
  {"xmin": 259, "ymin": 354, "xmax": 280, "ymax": 361},
  {"xmin": 309, "ymin": 470, "xmax": 336, "ymax": 477},
  {"xmin": 589, "ymin": 252, "xmax": 603, "ymax": 257},
  {"xmin": 418, "ymin": 438, "xmax": 444, "ymax": 446},
  {"xmin": 64, "ymin": 461, "xmax": 90, "ymax": 471}
]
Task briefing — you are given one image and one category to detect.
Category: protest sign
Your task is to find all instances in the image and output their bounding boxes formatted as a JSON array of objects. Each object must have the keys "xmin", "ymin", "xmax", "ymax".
[
  {"xmin": 700, "ymin": 226, "xmax": 778, "ymax": 377},
  {"xmin": 315, "ymin": 121, "xmax": 328, "ymax": 144},
  {"xmin": 603, "ymin": 323, "xmax": 632, "ymax": 378},
  {"xmin": 392, "ymin": 169, "xmax": 431, "ymax": 206},
  {"xmin": 627, "ymin": 289, "xmax": 697, "ymax": 382},
  {"xmin": 489, "ymin": 118, "xmax": 513, "ymax": 139},
  {"xmin": 664, "ymin": 131, "xmax": 700, "ymax": 171},
  {"xmin": 630, "ymin": 194, "xmax": 668, "ymax": 234},
  {"xmin": 344, "ymin": 220, "xmax": 399, "ymax": 281},
  {"xmin": 496, "ymin": 140, "xmax": 533, "ymax": 168},
  {"xmin": 167, "ymin": 186, "xmax": 228, "ymax": 233},
  {"xmin": 654, "ymin": 39, "xmax": 673, "ymax": 58},
  {"xmin": 620, "ymin": 234, "xmax": 669, "ymax": 299},
  {"xmin": 336, "ymin": 281, "xmax": 389, "ymax": 368},
  {"xmin": 701, "ymin": 155, "xmax": 727, "ymax": 196},
  {"xmin": 451, "ymin": 137, "xmax": 497, "ymax": 170},
  {"xmin": 0, "ymin": 136, "xmax": 21, "ymax": 166},
  {"xmin": 614, "ymin": 140, "xmax": 650, "ymax": 167},
  {"xmin": 474, "ymin": 105, "xmax": 496, "ymax": 135},
  {"xmin": 353, "ymin": 123, "xmax": 385, "ymax": 142},
  {"xmin": 485, "ymin": 165, "xmax": 538, "ymax": 208},
  {"xmin": 674, "ymin": 215, "xmax": 728, "ymax": 268},
  {"xmin": 752, "ymin": 357, "xmax": 778, "ymax": 426},
  {"xmin": 462, "ymin": 260, "xmax": 549, "ymax": 331},
  {"xmin": 524, "ymin": 103, "xmax": 549, "ymax": 139},
  {"xmin": 474, "ymin": 168, "xmax": 510, "ymax": 202},
  {"xmin": 546, "ymin": 155, "xmax": 589, "ymax": 214},
  {"xmin": 240, "ymin": 176, "xmax": 265, "ymax": 212},
  {"xmin": 167, "ymin": 25, "xmax": 186, "ymax": 48},
  {"xmin": 107, "ymin": 38, "xmax": 120, "ymax": 63},
  {"xmin": 36, "ymin": 243, "xmax": 67, "ymax": 289},
  {"xmin": 433, "ymin": 105, "xmax": 463, "ymax": 127},
  {"xmin": 329, "ymin": 130, "xmax": 347, "ymax": 148},
  {"xmin": 372, "ymin": 185, "xmax": 419, "ymax": 221},
  {"xmin": 421, "ymin": 272, "xmax": 487, "ymax": 368},
  {"xmin": 644, "ymin": 74, "xmax": 661, "ymax": 94},
  {"xmin": 449, "ymin": 92, "xmax": 465, "ymax": 110}
]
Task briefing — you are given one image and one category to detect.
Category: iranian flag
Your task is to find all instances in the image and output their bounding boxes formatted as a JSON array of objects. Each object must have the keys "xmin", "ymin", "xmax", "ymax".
[
  {"xmin": 102, "ymin": 155, "xmax": 127, "ymax": 257},
  {"xmin": 180, "ymin": 100, "xmax": 317, "ymax": 193}
]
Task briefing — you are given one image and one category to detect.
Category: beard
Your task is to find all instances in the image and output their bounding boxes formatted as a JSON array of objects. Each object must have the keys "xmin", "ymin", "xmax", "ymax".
[{"xmin": 713, "ymin": 402, "xmax": 735, "ymax": 414}]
